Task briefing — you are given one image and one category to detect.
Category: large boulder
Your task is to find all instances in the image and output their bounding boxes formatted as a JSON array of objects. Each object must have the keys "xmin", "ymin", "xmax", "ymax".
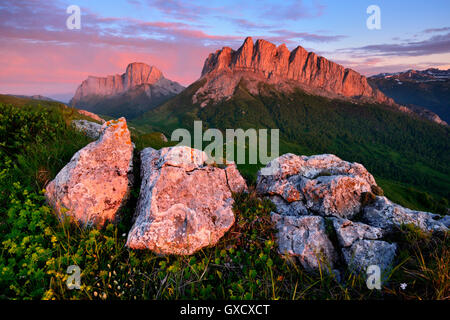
[
  {"xmin": 363, "ymin": 197, "xmax": 448, "ymax": 234},
  {"xmin": 257, "ymin": 154, "xmax": 376, "ymax": 219},
  {"xmin": 126, "ymin": 146, "xmax": 247, "ymax": 255},
  {"xmin": 271, "ymin": 213, "xmax": 337, "ymax": 272},
  {"xmin": 46, "ymin": 118, "xmax": 134, "ymax": 227}
]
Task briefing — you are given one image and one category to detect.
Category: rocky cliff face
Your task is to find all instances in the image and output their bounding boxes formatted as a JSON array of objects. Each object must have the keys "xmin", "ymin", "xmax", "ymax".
[
  {"xmin": 70, "ymin": 62, "xmax": 184, "ymax": 118},
  {"xmin": 194, "ymin": 37, "xmax": 394, "ymax": 107}
]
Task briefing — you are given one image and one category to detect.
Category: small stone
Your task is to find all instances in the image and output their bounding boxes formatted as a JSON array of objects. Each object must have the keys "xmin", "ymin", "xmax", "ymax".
[
  {"xmin": 72, "ymin": 119, "xmax": 102, "ymax": 139},
  {"xmin": 271, "ymin": 213, "xmax": 337, "ymax": 272},
  {"xmin": 331, "ymin": 218, "xmax": 383, "ymax": 247},
  {"xmin": 342, "ymin": 239, "xmax": 397, "ymax": 275}
]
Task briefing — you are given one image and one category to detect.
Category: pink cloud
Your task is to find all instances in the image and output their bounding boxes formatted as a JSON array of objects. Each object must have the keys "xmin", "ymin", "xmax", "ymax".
[{"xmin": 0, "ymin": 1, "xmax": 238, "ymax": 98}]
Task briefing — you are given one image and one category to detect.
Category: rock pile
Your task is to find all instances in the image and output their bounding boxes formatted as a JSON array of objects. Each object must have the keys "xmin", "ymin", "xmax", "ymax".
[
  {"xmin": 256, "ymin": 153, "xmax": 448, "ymax": 276},
  {"xmin": 46, "ymin": 131, "xmax": 447, "ymax": 276}
]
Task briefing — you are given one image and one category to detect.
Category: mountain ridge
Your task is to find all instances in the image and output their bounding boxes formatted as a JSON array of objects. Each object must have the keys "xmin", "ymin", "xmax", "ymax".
[{"xmin": 193, "ymin": 37, "xmax": 394, "ymax": 107}]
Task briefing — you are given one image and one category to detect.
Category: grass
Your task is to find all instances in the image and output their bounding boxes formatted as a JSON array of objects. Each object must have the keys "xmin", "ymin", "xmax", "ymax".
[{"xmin": 0, "ymin": 99, "xmax": 449, "ymax": 300}]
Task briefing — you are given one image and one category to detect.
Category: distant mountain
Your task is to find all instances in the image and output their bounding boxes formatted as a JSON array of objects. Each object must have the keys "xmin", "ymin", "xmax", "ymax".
[
  {"xmin": 70, "ymin": 62, "xmax": 184, "ymax": 119},
  {"xmin": 193, "ymin": 37, "xmax": 394, "ymax": 107},
  {"xmin": 7, "ymin": 94, "xmax": 57, "ymax": 102},
  {"xmin": 369, "ymin": 68, "xmax": 450, "ymax": 123},
  {"xmin": 370, "ymin": 68, "xmax": 450, "ymax": 82}
]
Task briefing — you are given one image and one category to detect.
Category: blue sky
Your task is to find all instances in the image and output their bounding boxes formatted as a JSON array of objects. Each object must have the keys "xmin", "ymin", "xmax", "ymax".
[{"xmin": 0, "ymin": 0, "xmax": 449, "ymax": 100}]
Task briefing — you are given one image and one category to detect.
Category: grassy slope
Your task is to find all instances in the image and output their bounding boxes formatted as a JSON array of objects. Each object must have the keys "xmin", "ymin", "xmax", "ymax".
[
  {"xmin": 0, "ymin": 97, "xmax": 448, "ymax": 300},
  {"xmin": 132, "ymin": 82, "xmax": 450, "ymax": 214}
]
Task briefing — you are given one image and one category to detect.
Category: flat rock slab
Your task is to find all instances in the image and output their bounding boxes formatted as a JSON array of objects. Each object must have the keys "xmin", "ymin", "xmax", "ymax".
[
  {"xmin": 46, "ymin": 117, "xmax": 134, "ymax": 228},
  {"xmin": 126, "ymin": 146, "xmax": 247, "ymax": 255},
  {"xmin": 363, "ymin": 196, "xmax": 448, "ymax": 234},
  {"xmin": 331, "ymin": 217, "xmax": 383, "ymax": 248}
]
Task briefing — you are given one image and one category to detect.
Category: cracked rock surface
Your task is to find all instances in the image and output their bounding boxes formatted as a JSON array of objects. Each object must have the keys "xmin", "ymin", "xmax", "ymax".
[
  {"xmin": 271, "ymin": 213, "xmax": 337, "ymax": 272},
  {"xmin": 126, "ymin": 146, "xmax": 248, "ymax": 255},
  {"xmin": 342, "ymin": 240, "xmax": 397, "ymax": 275},
  {"xmin": 257, "ymin": 153, "xmax": 376, "ymax": 219}
]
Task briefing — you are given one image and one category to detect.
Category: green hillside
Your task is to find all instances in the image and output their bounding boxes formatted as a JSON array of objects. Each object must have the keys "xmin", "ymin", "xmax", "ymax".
[{"xmin": 133, "ymin": 81, "xmax": 450, "ymax": 214}]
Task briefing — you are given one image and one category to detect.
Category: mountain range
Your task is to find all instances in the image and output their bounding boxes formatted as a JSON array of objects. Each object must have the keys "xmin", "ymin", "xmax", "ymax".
[
  {"xmin": 12, "ymin": 37, "xmax": 449, "ymax": 205},
  {"xmin": 129, "ymin": 38, "xmax": 449, "ymax": 208},
  {"xmin": 369, "ymin": 68, "xmax": 450, "ymax": 124},
  {"xmin": 68, "ymin": 37, "xmax": 449, "ymax": 126}
]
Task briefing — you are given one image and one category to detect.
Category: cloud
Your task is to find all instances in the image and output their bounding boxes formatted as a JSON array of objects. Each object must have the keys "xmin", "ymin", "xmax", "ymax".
[
  {"xmin": 423, "ymin": 27, "xmax": 450, "ymax": 34},
  {"xmin": 332, "ymin": 56, "xmax": 450, "ymax": 77},
  {"xmin": 0, "ymin": 0, "xmax": 446, "ymax": 98},
  {"xmin": 143, "ymin": 0, "xmax": 227, "ymax": 21},
  {"xmin": 340, "ymin": 32, "xmax": 450, "ymax": 57},
  {"xmin": 225, "ymin": 18, "xmax": 274, "ymax": 31}
]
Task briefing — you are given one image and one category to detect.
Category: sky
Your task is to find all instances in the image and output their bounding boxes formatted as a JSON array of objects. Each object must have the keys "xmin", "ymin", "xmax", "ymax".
[{"xmin": 0, "ymin": 0, "xmax": 449, "ymax": 102}]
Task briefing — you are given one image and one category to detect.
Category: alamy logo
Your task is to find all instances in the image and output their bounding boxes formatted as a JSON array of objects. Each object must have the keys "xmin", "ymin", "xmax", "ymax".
[
  {"xmin": 366, "ymin": 265, "xmax": 381, "ymax": 290},
  {"xmin": 366, "ymin": 5, "xmax": 381, "ymax": 30},
  {"xmin": 66, "ymin": 265, "xmax": 81, "ymax": 290},
  {"xmin": 66, "ymin": 5, "xmax": 81, "ymax": 30}
]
